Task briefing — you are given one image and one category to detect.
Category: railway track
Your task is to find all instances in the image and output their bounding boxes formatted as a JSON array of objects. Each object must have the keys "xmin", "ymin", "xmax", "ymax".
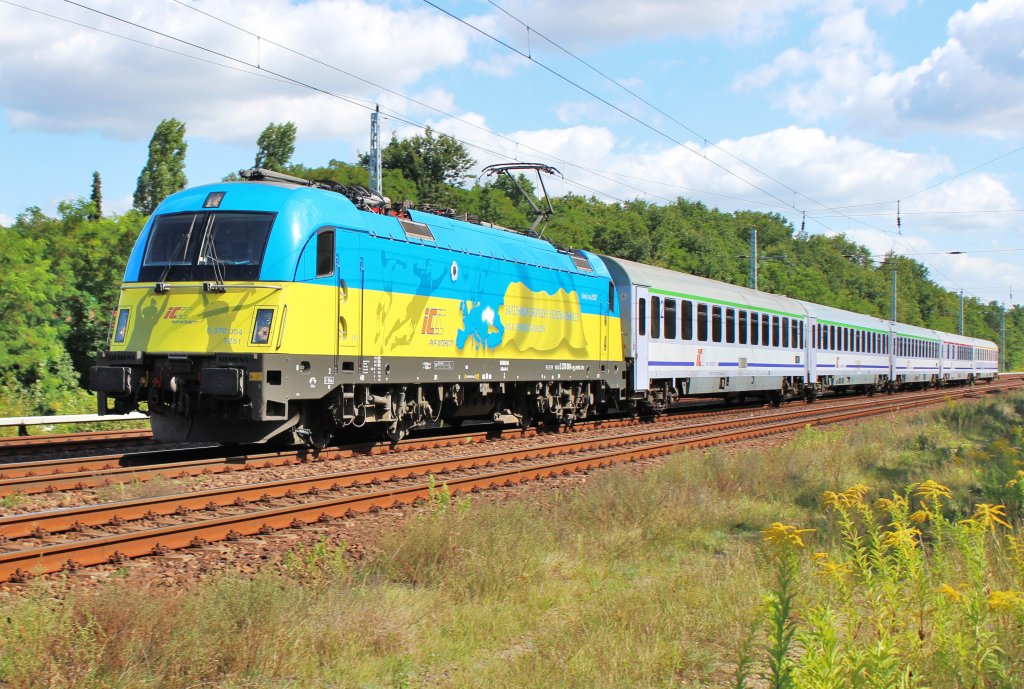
[
  {"xmin": 0, "ymin": 379, "xmax": 1017, "ymax": 584},
  {"xmin": 0, "ymin": 381, "xmax": 1010, "ymax": 497},
  {"xmin": 0, "ymin": 427, "xmax": 154, "ymax": 459}
]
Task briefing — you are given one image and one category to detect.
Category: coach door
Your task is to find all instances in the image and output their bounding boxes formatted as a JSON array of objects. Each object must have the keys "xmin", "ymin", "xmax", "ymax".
[
  {"xmin": 634, "ymin": 286, "xmax": 650, "ymax": 391},
  {"xmin": 806, "ymin": 316, "xmax": 818, "ymax": 385}
]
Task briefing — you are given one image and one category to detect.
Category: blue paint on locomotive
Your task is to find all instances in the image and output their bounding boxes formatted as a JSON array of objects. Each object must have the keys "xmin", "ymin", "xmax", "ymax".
[{"xmin": 125, "ymin": 181, "xmax": 614, "ymax": 319}]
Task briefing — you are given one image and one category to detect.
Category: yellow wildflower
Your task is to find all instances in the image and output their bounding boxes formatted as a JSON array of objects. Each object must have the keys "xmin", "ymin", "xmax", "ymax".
[
  {"xmin": 762, "ymin": 522, "xmax": 815, "ymax": 551},
  {"xmin": 971, "ymin": 503, "xmax": 1012, "ymax": 534},
  {"xmin": 823, "ymin": 484, "xmax": 871, "ymax": 510},
  {"xmin": 1006, "ymin": 470, "xmax": 1024, "ymax": 489},
  {"xmin": 813, "ymin": 552, "xmax": 853, "ymax": 579},
  {"xmin": 912, "ymin": 480, "xmax": 952, "ymax": 502},
  {"xmin": 882, "ymin": 525, "xmax": 921, "ymax": 551},
  {"xmin": 909, "ymin": 509, "xmax": 931, "ymax": 525},
  {"xmin": 875, "ymin": 494, "xmax": 908, "ymax": 514},
  {"xmin": 987, "ymin": 590, "xmax": 1024, "ymax": 612},
  {"xmin": 938, "ymin": 584, "xmax": 963, "ymax": 604}
]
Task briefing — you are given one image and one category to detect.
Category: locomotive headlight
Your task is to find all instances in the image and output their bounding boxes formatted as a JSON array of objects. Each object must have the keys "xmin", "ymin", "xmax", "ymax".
[
  {"xmin": 251, "ymin": 308, "xmax": 274, "ymax": 345},
  {"xmin": 113, "ymin": 308, "xmax": 130, "ymax": 344}
]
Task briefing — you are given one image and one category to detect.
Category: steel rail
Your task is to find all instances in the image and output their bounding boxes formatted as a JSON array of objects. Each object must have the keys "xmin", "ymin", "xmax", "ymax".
[
  {"xmin": 0, "ymin": 381, "xmax": 1012, "ymax": 497},
  {"xmin": 0, "ymin": 381, "xmax": 1016, "ymax": 582}
]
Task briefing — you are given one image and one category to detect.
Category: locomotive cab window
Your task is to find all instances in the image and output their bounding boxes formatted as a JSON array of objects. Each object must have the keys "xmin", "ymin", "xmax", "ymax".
[{"xmin": 139, "ymin": 211, "xmax": 275, "ymax": 282}]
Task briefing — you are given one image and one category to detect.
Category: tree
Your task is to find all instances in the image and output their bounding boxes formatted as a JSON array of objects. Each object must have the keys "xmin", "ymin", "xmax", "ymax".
[
  {"xmin": 254, "ymin": 121, "xmax": 297, "ymax": 171},
  {"xmin": 361, "ymin": 127, "xmax": 475, "ymax": 205},
  {"xmin": 133, "ymin": 118, "xmax": 187, "ymax": 215},
  {"xmin": 89, "ymin": 171, "xmax": 102, "ymax": 221}
]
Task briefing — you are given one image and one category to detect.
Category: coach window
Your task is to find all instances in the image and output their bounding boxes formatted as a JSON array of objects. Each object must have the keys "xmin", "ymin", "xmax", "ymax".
[
  {"xmin": 651, "ymin": 296, "xmax": 661, "ymax": 339},
  {"xmin": 682, "ymin": 300, "xmax": 694, "ymax": 340},
  {"xmin": 712, "ymin": 306, "xmax": 723, "ymax": 343},
  {"xmin": 638, "ymin": 298, "xmax": 646, "ymax": 336},
  {"xmin": 725, "ymin": 308, "xmax": 736, "ymax": 343},
  {"xmin": 664, "ymin": 299, "xmax": 677, "ymax": 339},
  {"xmin": 750, "ymin": 312, "xmax": 760, "ymax": 346},
  {"xmin": 697, "ymin": 303, "xmax": 709, "ymax": 341},
  {"xmin": 761, "ymin": 314, "xmax": 770, "ymax": 346},
  {"xmin": 739, "ymin": 311, "xmax": 748, "ymax": 345},
  {"xmin": 315, "ymin": 229, "xmax": 335, "ymax": 277},
  {"xmin": 769, "ymin": 316, "xmax": 778, "ymax": 347},
  {"xmin": 794, "ymin": 320, "xmax": 801, "ymax": 349},
  {"xmin": 780, "ymin": 317, "xmax": 789, "ymax": 348}
]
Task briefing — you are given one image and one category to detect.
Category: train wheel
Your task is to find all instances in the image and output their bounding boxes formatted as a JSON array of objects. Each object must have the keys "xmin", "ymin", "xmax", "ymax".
[{"xmin": 296, "ymin": 404, "xmax": 336, "ymax": 450}]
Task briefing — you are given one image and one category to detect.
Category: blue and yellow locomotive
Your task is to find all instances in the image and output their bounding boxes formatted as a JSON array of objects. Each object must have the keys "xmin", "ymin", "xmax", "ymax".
[{"xmin": 90, "ymin": 169, "xmax": 625, "ymax": 445}]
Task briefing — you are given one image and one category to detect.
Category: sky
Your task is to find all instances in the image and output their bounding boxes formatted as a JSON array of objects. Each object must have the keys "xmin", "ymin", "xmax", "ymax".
[{"xmin": 1, "ymin": 0, "xmax": 1022, "ymax": 306}]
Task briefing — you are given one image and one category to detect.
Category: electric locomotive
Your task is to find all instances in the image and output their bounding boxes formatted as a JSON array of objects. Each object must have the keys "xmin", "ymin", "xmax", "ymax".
[{"xmin": 90, "ymin": 169, "xmax": 626, "ymax": 446}]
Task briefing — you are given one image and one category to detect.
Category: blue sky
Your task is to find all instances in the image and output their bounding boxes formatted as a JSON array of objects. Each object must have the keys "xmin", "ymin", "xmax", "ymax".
[{"xmin": 2, "ymin": 0, "xmax": 1022, "ymax": 305}]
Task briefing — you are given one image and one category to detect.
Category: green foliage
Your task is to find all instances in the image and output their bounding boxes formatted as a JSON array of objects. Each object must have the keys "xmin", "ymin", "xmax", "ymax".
[
  {"xmin": 363, "ymin": 127, "xmax": 475, "ymax": 205},
  {"xmin": 133, "ymin": 117, "xmax": 187, "ymax": 214},
  {"xmin": 89, "ymin": 171, "xmax": 101, "ymax": 221},
  {"xmin": 253, "ymin": 121, "xmax": 297, "ymax": 171}
]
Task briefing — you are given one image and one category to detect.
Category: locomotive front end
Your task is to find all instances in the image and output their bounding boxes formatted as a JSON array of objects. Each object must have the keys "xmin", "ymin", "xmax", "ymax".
[{"xmin": 90, "ymin": 180, "xmax": 335, "ymax": 443}]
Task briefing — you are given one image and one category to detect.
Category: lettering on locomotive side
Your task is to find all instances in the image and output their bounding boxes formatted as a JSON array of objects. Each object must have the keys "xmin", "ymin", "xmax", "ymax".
[{"xmin": 421, "ymin": 307, "xmax": 447, "ymax": 335}]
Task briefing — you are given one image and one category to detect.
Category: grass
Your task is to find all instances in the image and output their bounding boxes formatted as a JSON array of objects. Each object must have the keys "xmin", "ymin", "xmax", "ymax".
[{"xmin": 1, "ymin": 392, "xmax": 1023, "ymax": 688}]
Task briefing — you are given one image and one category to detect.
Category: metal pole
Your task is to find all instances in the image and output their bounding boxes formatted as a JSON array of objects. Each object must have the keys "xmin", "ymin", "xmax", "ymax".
[
  {"xmin": 1001, "ymin": 305, "xmax": 1006, "ymax": 372},
  {"xmin": 891, "ymin": 270, "xmax": 897, "ymax": 322},
  {"xmin": 749, "ymin": 227, "xmax": 758, "ymax": 291},
  {"xmin": 959, "ymin": 289, "xmax": 964, "ymax": 335},
  {"xmin": 369, "ymin": 105, "xmax": 382, "ymax": 195}
]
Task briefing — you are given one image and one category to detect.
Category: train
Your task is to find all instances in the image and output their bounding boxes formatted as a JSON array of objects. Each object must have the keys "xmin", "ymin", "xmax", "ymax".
[{"xmin": 89, "ymin": 168, "xmax": 999, "ymax": 447}]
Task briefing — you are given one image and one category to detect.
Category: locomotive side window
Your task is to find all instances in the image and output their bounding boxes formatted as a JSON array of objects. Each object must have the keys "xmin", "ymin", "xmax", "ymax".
[
  {"xmin": 315, "ymin": 230, "xmax": 335, "ymax": 277},
  {"xmin": 651, "ymin": 296, "xmax": 661, "ymax": 339},
  {"xmin": 738, "ymin": 310, "xmax": 748, "ymax": 345},
  {"xmin": 726, "ymin": 308, "xmax": 735, "ymax": 344},
  {"xmin": 682, "ymin": 301, "xmax": 693, "ymax": 340},
  {"xmin": 664, "ymin": 299, "xmax": 677, "ymax": 339},
  {"xmin": 711, "ymin": 306, "xmax": 723, "ymax": 343},
  {"xmin": 638, "ymin": 298, "xmax": 646, "ymax": 336},
  {"xmin": 697, "ymin": 304, "xmax": 708, "ymax": 341}
]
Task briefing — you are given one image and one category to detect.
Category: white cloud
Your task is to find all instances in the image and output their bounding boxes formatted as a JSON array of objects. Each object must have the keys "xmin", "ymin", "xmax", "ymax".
[
  {"xmin": 489, "ymin": 0, "xmax": 808, "ymax": 49},
  {"xmin": 0, "ymin": 213, "xmax": 13, "ymax": 227},
  {"xmin": 0, "ymin": 0, "xmax": 472, "ymax": 142},
  {"xmin": 734, "ymin": 0, "xmax": 1024, "ymax": 136}
]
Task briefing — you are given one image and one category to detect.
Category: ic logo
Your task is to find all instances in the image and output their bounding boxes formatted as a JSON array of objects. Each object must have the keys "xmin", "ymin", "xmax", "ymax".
[
  {"xmin": 421, "ymin": 307, "xmax": 446, "ymax": 335},
  {"xmin": 164, "ymin": 306, "xmax": 191, "ymax": 320}
]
